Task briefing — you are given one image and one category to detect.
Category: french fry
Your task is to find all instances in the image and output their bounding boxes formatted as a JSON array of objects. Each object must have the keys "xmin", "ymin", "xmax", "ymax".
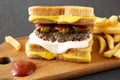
[
  {"xmin": 114, "ymin": 34, "xmax": 120, "ymax": 43},
  {"xmin": 97, "ymin": 35, "xmax": 107, "ymax": 54},
  {"xmin": 93, "ymin": 23, "xmax": 120, "ymax": 34},
  {"xmin": 104, "ymin": 34, "xmax": 114, "ymax": 49},
  {"xmin": 95, "ymin": 17, "xmax": 108, "ymax": 27},
  {"xmin": 5, "ymin": 36, "xmax": 21, "ymax": 51},
  {"xmin": 108, "ymin": 15, "xmax": 118, "ymax": 26},
  {"xmin": 114, "ymin": 49, "xmax": 120, "ymax": 58},
  {"xmin": 104, "ymin": 42, "xmax": 120, "ymax": 58},
  {"xmin": 104, "ymin": 49, "xmax": 114, "ymax": 58}
]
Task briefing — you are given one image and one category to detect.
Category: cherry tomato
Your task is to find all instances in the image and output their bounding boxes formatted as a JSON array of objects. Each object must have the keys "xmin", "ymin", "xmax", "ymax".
[{"xmin": 11, "ymin": 60, "xmax": 36, "ymax": 77}]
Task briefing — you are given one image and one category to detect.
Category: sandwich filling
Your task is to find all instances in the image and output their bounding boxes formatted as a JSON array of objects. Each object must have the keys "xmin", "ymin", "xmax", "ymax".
[{"xmin": 27, "ymin": 24, "xmax": 92, "ymax": 54}]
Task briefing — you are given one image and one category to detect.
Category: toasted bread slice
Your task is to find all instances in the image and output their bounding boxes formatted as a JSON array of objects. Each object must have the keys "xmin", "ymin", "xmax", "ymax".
[{"xmin": 28, "ymin": 6, "xmax": 94, "ymax": 16}]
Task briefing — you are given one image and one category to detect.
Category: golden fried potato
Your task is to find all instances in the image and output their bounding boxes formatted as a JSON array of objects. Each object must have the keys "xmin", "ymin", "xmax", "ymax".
[
  {"xmin": 97, "ymin": 35, "xmax": 107, "ymax": 54},
  {"xmin": 104, "ymin": 42, "xmax": 120, "ymax": 58},
  {"xmin": 108, "ymin": 15, "xmax": 118, "ymax": 26},
  {"xmin": 95, "ymin": 17, "xmax": 108, "ymax": 27},
  {"xmin": 114, "ymin": 34, "xmax": 120, "ymax": 43},
  {"xmin": 104, "ymin": 34, "xmax": 114, "ymax": 49},
  {"xmin": 94, "ymin": 15, "xmax": 120, "ymax": 58},
  {"xmin": 93, "ymin": 15, "xmax": 120, "ymax": 34},
  {"xmin": 93, "ymin": 23, "xmax": 120, "ymax": 34},
  {"xmin": 114, "ymin": 49, "xmax": 120, "ymax": 58},
  {"xmin": 5, "ymin": 36, "xmax": 21, "ymax": 51}
]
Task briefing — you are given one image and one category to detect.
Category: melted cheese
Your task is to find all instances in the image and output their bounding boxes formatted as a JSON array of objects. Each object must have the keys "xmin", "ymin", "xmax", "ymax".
[
  {"xmin": 27, "ymin": 51, "xmax": 57, "ymax": 59},
  {"xmin": 27, "ymin": 32, "xmax": 92, "ymax": 54},
  {"xmin": 27, "ymin": 51, "xmax": 91, "ymax": 61},
  {"xmin": 29, "ymin": 15, "xmax": 95, "ymax": 23},
  {"xmin": 63, "ymin": 54, "xmax": 91, "ymax": 62}
]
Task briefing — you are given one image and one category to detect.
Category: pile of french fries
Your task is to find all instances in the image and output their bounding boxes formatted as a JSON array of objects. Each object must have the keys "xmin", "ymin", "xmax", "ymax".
[{"xmin": 94, "ymin": 15, "xmax": 120, "ymax": 58}]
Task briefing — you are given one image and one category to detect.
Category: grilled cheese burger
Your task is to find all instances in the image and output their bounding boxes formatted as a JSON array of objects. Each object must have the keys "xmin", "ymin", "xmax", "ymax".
[{"xmin": 26, "ymin": 6, "xmax": 95, "ymax": 62}]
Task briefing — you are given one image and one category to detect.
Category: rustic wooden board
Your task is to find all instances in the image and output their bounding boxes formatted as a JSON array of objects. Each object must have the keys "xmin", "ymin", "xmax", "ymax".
[{"xmin": 0, "ymin": 36, "xmax": 120, "ymax": 80}]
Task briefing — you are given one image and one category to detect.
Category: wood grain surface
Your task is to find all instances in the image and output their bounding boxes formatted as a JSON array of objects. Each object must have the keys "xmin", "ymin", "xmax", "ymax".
[{"xmin": 0, "ymin": 36, "xmax": 120, "ymax": 80}]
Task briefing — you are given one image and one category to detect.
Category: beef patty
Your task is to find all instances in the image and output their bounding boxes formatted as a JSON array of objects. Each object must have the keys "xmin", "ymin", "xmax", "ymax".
[{"xmin": 35, "ymin": 24, "xmax": 91, "ymax": 42}]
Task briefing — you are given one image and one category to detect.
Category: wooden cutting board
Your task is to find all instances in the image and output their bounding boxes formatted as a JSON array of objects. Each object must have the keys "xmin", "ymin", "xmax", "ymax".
[{"xmin": 0, "ymin": 36, "xmax": 120, "ymax": 80}]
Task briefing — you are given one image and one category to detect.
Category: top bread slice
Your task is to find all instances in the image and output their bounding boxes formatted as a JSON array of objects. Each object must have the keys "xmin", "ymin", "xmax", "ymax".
[
  {"xmin": 28, "ymin": 6, "xmax": 95, "ymax": 25},
  {"xmin": 28, "ymin": 6, "xmax": 94, "ymax": 16}
]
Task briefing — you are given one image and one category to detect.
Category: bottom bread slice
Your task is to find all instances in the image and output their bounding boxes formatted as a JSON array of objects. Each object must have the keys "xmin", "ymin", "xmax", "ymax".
[{"xmin": 25, "ymin": 40, "xmax": 93, "ymax": 62}]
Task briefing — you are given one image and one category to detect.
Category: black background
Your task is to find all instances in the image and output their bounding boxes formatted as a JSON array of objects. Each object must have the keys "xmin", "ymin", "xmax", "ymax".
[{"xmin": 0, "ymin": 0, "xmax": 120, "ymax": 80}]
